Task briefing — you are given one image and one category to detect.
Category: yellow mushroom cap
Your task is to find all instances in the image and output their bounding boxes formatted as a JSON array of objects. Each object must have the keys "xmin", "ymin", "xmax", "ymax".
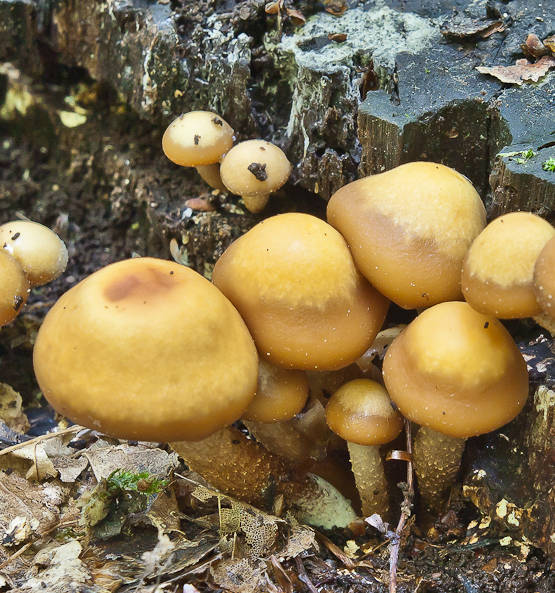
[
  {"xmin": 212, "ymin": 213, "xmax": 389, "ymax": 371},
  {"xmin": 220, "ymin": 139, "xmax": 291, "ymax": 198},
  {"xmin": 462, "ymin": 212, "xmax": 555, "ymax": 319},
  {"xmin": 33, "ymin": 257, "xmax": 258, "ymax": 442},
  {"xmin": 383, "ymin": 301, "xmax": 528, "ymax": 439},
  {"xmin": 534, "ymin": 236, "xmax": 555, "ymax": 320},
  {"xmin": 162, "ymin": 111, "xmax": 234, "ymax": 167},
  {"xmin": 243, "ymin": 359, "xmax": 309, "ymax": 422},
  {"xmin": 0, "ymin": 250, "xmax": 29, "ymax": 326},
  {"xmin": 327, "ymin": 162, "xmax": 486, "ymax": 309},
  {"xmin": 0, "ymin": 221, "xmax": 68, "ymax": 287},
  {"xmin": 326, "ymin": 379, "xmax": 403, "ymax": 446}
]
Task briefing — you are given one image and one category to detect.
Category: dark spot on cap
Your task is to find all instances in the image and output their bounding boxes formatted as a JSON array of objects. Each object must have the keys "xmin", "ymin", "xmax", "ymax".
[
  {"xmin": 13, "ymin": 295, "xmax": 24, "ymax": 311},
  {"xmin": 232, "ymin": 439, "xmax": 240, "ymax": 445},
  {"xmin": 11, "ymin": 233, "xmax": 20, "ymax": 241},
  {"xmin": 442, "ymin": 411, "xmax": 446, "ymax": 415},
  {"xmin": 484, "ymin": 322, "xmax": 489, "ymax": 328},
  {"xmin": 259, "ymin": 146, "xmax": 266, "ymax": 151},
  {"xmin": 212, "ymin": 117, "xmax": 223, "ymax": 126},
  {"xmin": 194, "ymin": 134, "xmax": 200, "ymax": 145},
  {"xmin": 248, "ymin": 162, "xmax": 267, "ymax": 181},
  {"xmin": 104, "ymin": 268, "xmax": 178, "ymax": 302},
  {"xmin": 170, "ymin": 270, "xmax": 174, "ymax": 275}
]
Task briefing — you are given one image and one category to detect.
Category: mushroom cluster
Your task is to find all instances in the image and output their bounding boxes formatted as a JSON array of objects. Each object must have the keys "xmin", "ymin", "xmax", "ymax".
[
  {"xmin": 0, "ymin": 220, "xmax": 68, "ymax": 327},
  {"xmin": 32, "ymin": 149, "xmax": 552, "ymax": 525},
  {"xmin": 163, "ymin": 111, "xmax": 291, "ymax": 213}
]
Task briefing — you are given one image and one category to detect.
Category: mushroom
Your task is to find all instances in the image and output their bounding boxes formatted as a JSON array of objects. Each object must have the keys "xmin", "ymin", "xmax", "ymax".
[
  {"xmin": 534, "ymin": 235, "xmax": 555, "ymax": 323},
  {"xmin": 382, "ymin": 301, "xmax": 528, "ymax": 511},
  {"xmin": 0, "ymin": 221, "xmax": 68, "ymax": 287},
  {"xmin": 0, "ymin": 250, "xmax": 29, "ymax": 326},
  {"xmin": 219, "ymin": 139, "xmax": 291, "ymax": 213},
  {"xmin": 212, "ymin": 213, "xmax": 389, "ymax": 371},
  {"xmin": 326, "ymin": 162, "xmax": 486, "ymax": 309},
  {"xmin": 462, "ymin": 212, "xmax": 555, "ymax": 318},
  {"xmin": 326, "ymin": 378, "xmax": 403, "ymax": 517},
  {"xmin": 33, "ymin": 257, "xmax": 259, "ymax": 442},
  {"xmin": 162, "ymin": 111, "xmax": 234, "ymax": 191}
]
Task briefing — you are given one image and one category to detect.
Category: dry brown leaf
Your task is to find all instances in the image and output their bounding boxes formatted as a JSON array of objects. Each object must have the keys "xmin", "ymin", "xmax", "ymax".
[
  {"xmin": 328, "ymin": 33, "xmax": 347, "ymax": 42},
  {"xmin": 0, "ymin": 383, "xmax": 29, "ymax": 434},
  {"xmin": 476, "ymin": 56, "xmax": 555, "ymax": 85},
  {"xmin": 544, "ymin": 35, "xmax": 555, "ymax": 53},
  {"xmin": 521, "ymin": 33, "xmax": 549, "ymax": 59},
  {"xmin": 324, "ymin": 0, "xmax": 347, "ymax": 17},
  {"xmin": 440, "ymin": 17, "xmax": 504, "ymax": 40},
  {"xmin": 286, "ymin": 8, "xmax": 306, "ymax": 26}
]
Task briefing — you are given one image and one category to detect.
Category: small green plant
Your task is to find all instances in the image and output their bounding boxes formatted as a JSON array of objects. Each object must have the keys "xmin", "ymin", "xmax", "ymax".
[
  {"xmin": 107, "ymin": 469, "xmax": 168, "ymax": 495},
  {"xmin": 542, "ymin": 157, "xmax": 555, "ymax": 172},
  {"xmin": 515, "ymin": 149, "xmax": 536, "ymax": 164}
]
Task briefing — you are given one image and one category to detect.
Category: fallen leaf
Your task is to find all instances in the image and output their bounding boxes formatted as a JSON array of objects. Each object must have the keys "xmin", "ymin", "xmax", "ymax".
[
  {"xmin": 544, "ymin": 35, "xmax": 555, "ymax": 53},
  {"xmin": 521, "ymin": 33, "xmax": 549, "ymax": 59},
  {"xmin": 286, "ymin": 8, "xmax": 306, "ymax": 26},
  {"xmin": 328, "ymin": 33, "xmax": 347, "ymax": 42},
  {"xmin": 476, "ymin": 55, "xmax": 555, "ymax": 85},
  {"xmin": 440, "ymin": 17, "xmax": 504, "ymax": 40},
  {"xmin": 0, "ymin": 384, "xmax": 29, "ymax": 434},
  {"xmin": 324, "ymin": 0, "xmax": 347, "ymax": 17}
]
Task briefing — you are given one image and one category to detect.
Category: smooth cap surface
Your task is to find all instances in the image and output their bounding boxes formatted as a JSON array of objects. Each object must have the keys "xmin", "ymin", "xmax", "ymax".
[
  {"xmin": 383, "ymin": 301, "xmax": 528, "ymax": 438},
  {"xmin": 212, "ymin": 213, "xmax": 389, "ymax": 370},
  {"xmin": 243, "ymin": 359, "xmax": 309, "ymax": 422},
  {"xmin": 326, "ymin": 379, "xmax": 403, "ymax": 446},
  {"xmin": 462, "ymin": 212, "xmax": 554, "ymax": 318},
  {"xmin": 220, "ymin": 140, "xmax": 291, "ymax": 198},
  {"xmin": 33, "ymin": 257, "xmax": 258, "ymax": 441},
  {"xmin": 0, "ymin": 221, "xmax": 68, "ymax": 287},
  {"xmin": 327, "ymin": 162, "xmax": 486, "ymax": 309},
  {"xmin": 162, "ymin": 111, "xmax": 234, "ymax": 167},
  {"xmin": 534, "ymin": 236, "xmax": 555, "ymax": 320},
  {"xmin": 0, "ymin": 250, "xmax": 29, "ymax": 326}
]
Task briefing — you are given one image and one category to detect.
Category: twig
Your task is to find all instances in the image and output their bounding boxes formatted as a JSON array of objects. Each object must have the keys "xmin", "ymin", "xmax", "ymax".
[
  {"xmin": 389, "ymin": 420, "xmax": 414, "ymax": 593},
  {"xmin": 0, "ymin": 425, "xmax": 85, "ymax": 456},
  {"xmin": 295, "ymin": 557, "xmax": 318, "ymax": 593}
]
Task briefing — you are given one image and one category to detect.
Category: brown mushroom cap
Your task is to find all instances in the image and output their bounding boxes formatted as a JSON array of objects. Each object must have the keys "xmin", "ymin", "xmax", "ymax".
[
  {"xmin": 0, "ymin": 250, "xmax": 29, "ymax": 326},
  {"xmin": 243, "ymin": 359, "xmax": 309, "ymax": 422},
  {"xmin": 383, "ymin": 301, "xmax": 528, "ymax": 439},
  {"xmin": 162, "ymin": 111, "xmax": 234, "ymax": 167},
  {"xmin": 212, "ymin": 213, "xmax": 389, "ymax": 371},
  {"xmin": 0, "ymin": 221, "xmax": 68, "ymax": 287},
  {"xmin": 462, "ymin": 212, "xmax": 554, "ymax": 318},
  {"xmin": 326, "ymin": 379, "xmax": 403, "ymax": 446},
  {"xmin": 534, "ymin": 236, "xmax": 555, "ymax": 320},
  {"xmin": 327, "ymin": 162, "xmax": 486, "ymax": 309},
  {"xmin": 33, "ymin": 257, "xmax": 258, "ymax": 442},
  {"xmin": 220, "ymin": 140, "xmax": 291, "ymax": 198}
]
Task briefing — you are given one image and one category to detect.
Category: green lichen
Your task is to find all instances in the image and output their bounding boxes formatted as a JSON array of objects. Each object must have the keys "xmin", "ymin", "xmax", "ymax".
[{"xmin": 542, "ymin": 157, "xmax": 555, "ymax": 172}]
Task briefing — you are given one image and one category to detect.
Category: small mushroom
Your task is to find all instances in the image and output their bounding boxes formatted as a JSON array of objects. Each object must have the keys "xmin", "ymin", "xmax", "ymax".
[
  {"xmin": 219, "ymin": 139, "xmax": 291, "ymax": 213},
  {"xmin": 327, "ymin": 162, "xmax": 486, "ymax": 309},
  {"xmin": 212, "ymin": 213, "xmax": 389, "ymax": 370},
  {"xmin": 462, "ymin": 212, "xmax": 555, "ymax": 318},
  {"xmin": 33, "ymin": 257, "xmax": 259, "ymax": 442},
  {"xmin": 326, "ymin": 378, "xmax": 403, "ymax": 517},
  {"xmin": 0, "ymin": 250, "xmax": 29, "ymax": 326},
  {"xmin": 383, "ymin": 301, "xmax": 528, "ymax": 511},
  {"xmin": 162, "ymin": 111, "xmax": 234, "ymax": 190},
  {"xmin": 0, "ymin": 221, "xmax": 68, "ymax": 287},
  {"xmin": 533, "ymin": 235, "xmax": 555, "ymax": 321}
]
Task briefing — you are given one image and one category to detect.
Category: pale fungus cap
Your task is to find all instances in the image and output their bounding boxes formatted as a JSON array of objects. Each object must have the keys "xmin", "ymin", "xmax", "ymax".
[
  {"xmin": 462, "ymin": 212, "xmax": 555, "ymax": 318},
  {"xmin": 33, "ymin": 257, "xmax": 259, "ymax": 442},
  {"xmin": 327, "ymin": 162, "xmax": 486, "ymax": 309},
  {"xmin": 326, "ymin": 379, "xmax": 403, "ymax": 446},
  {"xmin": 243, "ymin": 359, "xmax": 309, "ymax": 423},
  {"xmin": 220, "ymin": 140, "xmax": 291, "ymax": 212},
  {"xmin": 0, "ymin": 221, "xmax": 68, "ymax": 287},
  {"xmin": 212, "ymin": 213, "xmax": 389, "ymax": 371},
  {"xmin": 162, "ymin": 111, "xmax": 234, "ymax": 167},
  {"xmin": 0, "ymin": 250, "xmax": 29, "ymax": 326},
  {"xmin": 383, "ymin": 301, "xmax": 528, "ymax": 439},
  {"xmin": 534, "ymin": 236, "xmax": 555, "ymax": 320}
]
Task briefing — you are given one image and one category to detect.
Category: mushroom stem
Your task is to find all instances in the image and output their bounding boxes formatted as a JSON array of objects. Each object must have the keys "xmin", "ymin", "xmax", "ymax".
[
  {"xmin": 413, "ymin": 426, "xmax": 466, "ymax": 512},
  {"xmin": 195, "ymin": 164, "xmax": 227, "ymax": 192},
  {"xmin": 242, "ymin": 193, "xmax": 269, "ymax": 213},
  {"xmin": 347, "ymin": 442, "xmax": 389, "ymax": 517},
  {"xmin": 242, "ymin": 397, "xmax": 330, "ymax": 464},
  {"xmin": 170, "ymin": 426, "xmax": 357, "ymax": 529}
]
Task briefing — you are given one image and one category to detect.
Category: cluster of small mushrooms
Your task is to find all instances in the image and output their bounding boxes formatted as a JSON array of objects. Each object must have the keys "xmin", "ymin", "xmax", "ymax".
[
  {"xmin": 162, "ymin": 110, "xmax": 291, "ymax": 213},
  {"xmin": 7, "ymin": 110, "xmax": 552, "ymax": 529},
  {"xmin": 0, "ymin": 221, "xmax": 68, "ymax": 327}
]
